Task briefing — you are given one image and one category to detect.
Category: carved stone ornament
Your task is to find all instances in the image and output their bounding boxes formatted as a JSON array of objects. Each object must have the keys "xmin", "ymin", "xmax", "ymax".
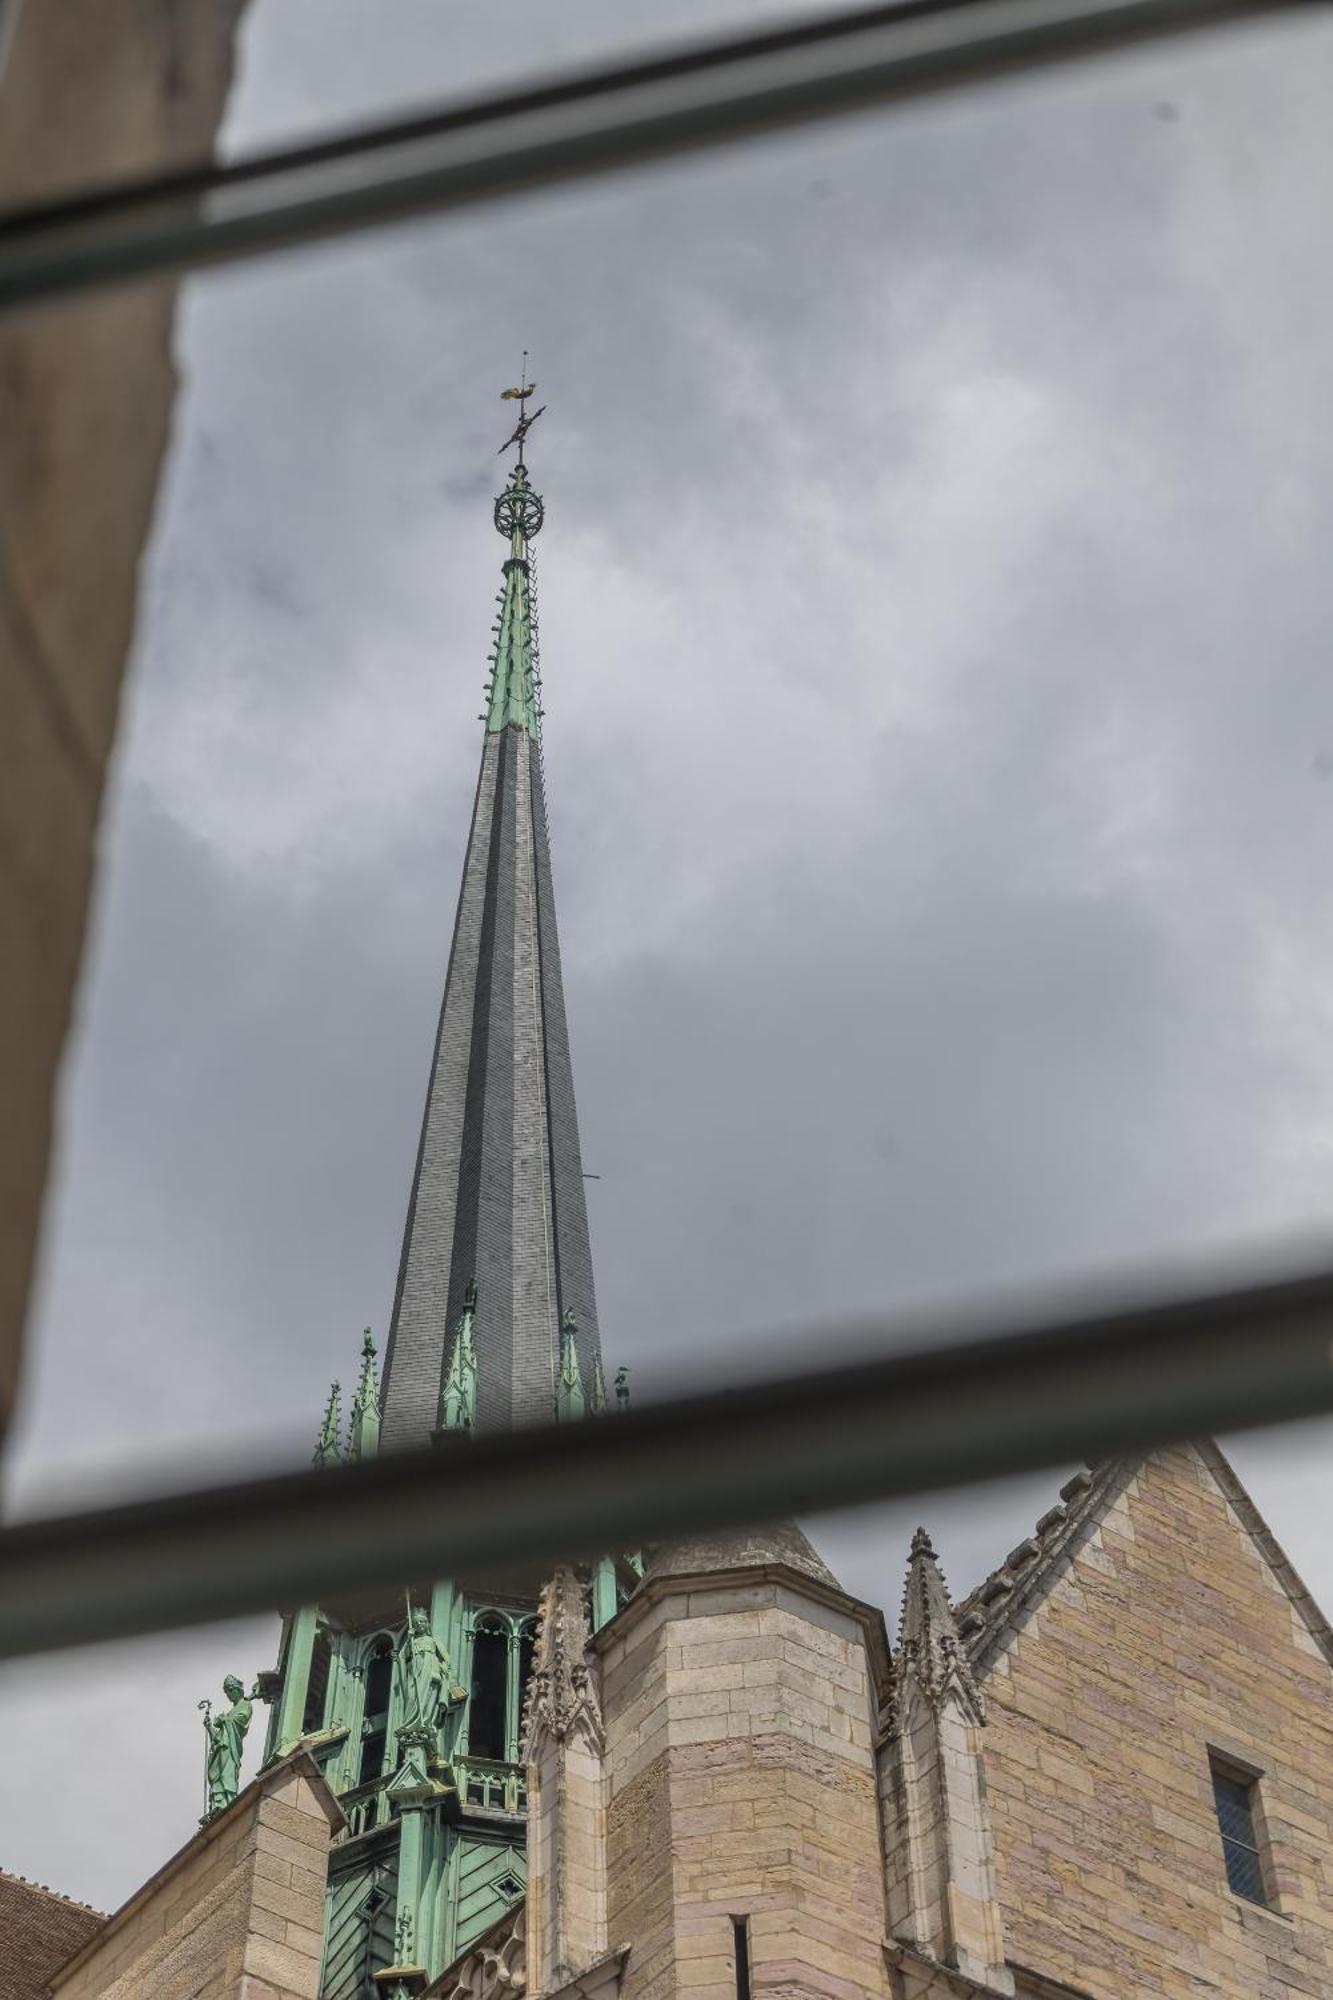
[
  {"xmin": 435, "ymin": 1903, "xmax": 527, "ymax": 2000},
  {"xmin": 522, "ymin": 1567, "xmax": 604, "ymax": 1756},
  {"xmin": 895, "ymin": 1527, "xmax": 986, "ymax": 1729}
]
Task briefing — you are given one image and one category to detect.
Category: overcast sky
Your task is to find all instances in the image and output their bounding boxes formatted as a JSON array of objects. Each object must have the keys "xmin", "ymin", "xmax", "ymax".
[{"xmin": 5, "ymin": 0, "xmax": 1333, "ymax": 1917}]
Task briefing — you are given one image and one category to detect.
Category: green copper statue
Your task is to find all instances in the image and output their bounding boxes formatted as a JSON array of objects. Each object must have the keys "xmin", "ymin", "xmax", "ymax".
[
  {"xmin": 394, "ymin": 1603, "xmax": 466, "ymax": 1770},
  {"xmin": 199, "ymin": 1674, "xmax": 253, "ymax": 1822}
]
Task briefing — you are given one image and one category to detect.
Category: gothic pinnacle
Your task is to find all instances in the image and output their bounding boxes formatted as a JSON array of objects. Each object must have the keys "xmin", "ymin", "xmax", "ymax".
[
  {"xmin": 555, "ymin": 1308, "xmax": 586, "ymax": 1421},
  {"xmin": 347, "ymin": 1330, "xmax": 381, "ymax": 1462},
  {"xmin": 896, "ymin": 1524, "xmax": 985, "ymax": 1723},
  {"xmin": 439, "ymin": 1279, "xmax": 480, "ymax": 1433},
  {"xmin": 313, "ymin": 1381, "xmax": 342, "ymax": 1468}
]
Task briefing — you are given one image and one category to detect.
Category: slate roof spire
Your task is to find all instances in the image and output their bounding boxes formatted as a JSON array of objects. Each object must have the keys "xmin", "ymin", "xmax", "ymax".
[{"xmin": 379, "ymin": 394, "xmax": 601, "ymax": 1446}]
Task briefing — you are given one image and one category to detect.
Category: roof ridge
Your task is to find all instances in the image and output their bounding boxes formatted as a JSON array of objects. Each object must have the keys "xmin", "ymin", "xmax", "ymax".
[
  {"xmin": 955, "ymin": 1458, "xmax": 1136, "ymax": 1673},
  {"xmin": 1194, "ymin": 1439, "xmax": 1333, "ymax": 1673},
  {"xmin": 956, "ymin": 1440, "xmax": 1333, "ymax": 1681},
  {"xmin": 0, "ymin": 1867, "xmax": 105, "ymax": 1917}
]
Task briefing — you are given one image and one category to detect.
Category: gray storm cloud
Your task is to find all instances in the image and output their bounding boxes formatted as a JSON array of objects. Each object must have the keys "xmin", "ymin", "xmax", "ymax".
[{"xmin": 4, "ymin": 0, "xmax": 1333, "ymax": 1912}]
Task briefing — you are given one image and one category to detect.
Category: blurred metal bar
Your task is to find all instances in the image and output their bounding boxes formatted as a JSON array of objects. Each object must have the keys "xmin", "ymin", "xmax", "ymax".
[
  {"xmin": 0, "ymin": 0, "xmax": 1315, "ymax": 313},
  {"xmin": 3, "ymin": 1258, "xmax": 1333, "ymax": 1659}
]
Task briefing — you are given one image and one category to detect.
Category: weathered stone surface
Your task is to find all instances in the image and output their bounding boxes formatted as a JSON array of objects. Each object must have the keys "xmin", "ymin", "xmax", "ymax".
[
  {"xmin": 51, "ymin": 1753, "xmax": 338, "ymax": 2000},
  {"xmin": 982, "ymin": 1445, "xmax": 1333, "ymax": 1999},
  {"xmin": 601, "ymin": 1563, "xmax": 892, "ymax": 2000},
  {"xmin": 526, "ymin": 1567, "xmax": 609, "ymax": 1990}
]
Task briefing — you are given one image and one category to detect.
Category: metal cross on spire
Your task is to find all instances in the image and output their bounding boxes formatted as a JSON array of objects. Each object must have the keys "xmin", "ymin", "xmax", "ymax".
[{"xmin": 498, "ymin": 350, "xmax": 546, "ymax": 466}]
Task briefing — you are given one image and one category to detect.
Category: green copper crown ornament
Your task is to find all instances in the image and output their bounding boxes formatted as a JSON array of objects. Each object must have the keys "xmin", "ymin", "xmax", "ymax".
[
  {"xmin": 494, "ymin": 468, "xmax": 544, "ymax": 543},
  {"xmin": 494, "ymin": 356, "xmax": 546, "ymax": 542}
]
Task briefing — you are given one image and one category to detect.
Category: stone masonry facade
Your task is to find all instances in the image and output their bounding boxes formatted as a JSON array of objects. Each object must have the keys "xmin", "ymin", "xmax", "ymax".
[
  {"xmin": 596, "ymin": 1551, "xmax": 893, "ymax": 2000},
  {"xmin": 50, "ymin": 1753, "xmax": 342, "ymax": 2000},
  {"xmin": 22, "ymin": 1446, "xmax": 1333, "ymax": 2000},
  {"xmin": 499, "ymin": 1449, "xmax": 1333, "ymax": 2000},
  {"xmin": 978, "ymin": 1445, "xmax": 1333, "ymax": 1999}
]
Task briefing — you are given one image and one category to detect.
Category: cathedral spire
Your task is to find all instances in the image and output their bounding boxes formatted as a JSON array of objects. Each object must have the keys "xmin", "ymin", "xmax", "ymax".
[{"xmin": 379, "ymin": 388, "xmax": 601, "ymax": 1446}]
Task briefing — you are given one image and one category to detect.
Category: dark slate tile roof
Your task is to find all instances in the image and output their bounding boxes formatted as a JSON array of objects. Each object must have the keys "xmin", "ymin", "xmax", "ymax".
[
  {"xmin": 0, "ymin": 1870, "xmax": 104, "ymax": 1999},
  {"xmin": 379, "ymin": 669, "xmax": 601, "ymax": 1446},
  {"xmin": 646, "ymin": 1520, "xmax": 840, "ymax": 1590}
]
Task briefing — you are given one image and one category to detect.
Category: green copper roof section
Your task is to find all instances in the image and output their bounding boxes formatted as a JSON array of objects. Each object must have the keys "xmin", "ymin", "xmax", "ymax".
[
  {"xmin": 313, "ymin": 1380, "xmax": 342, "ymax": 1467},
  {"xmin": 484, "ymin": 463, "xmax": 544, "ymax": 737},
  {"xmin": 555, "ymin": 1307, "xmax": 586, "ymax": 1421},
  {"xmin": 347, "ymin": 1330, "xmax": 382, "ymax": 1462},
  {"xmin": 439, "ymin": 1279, "xmax": 479, "ymax": 1432}
]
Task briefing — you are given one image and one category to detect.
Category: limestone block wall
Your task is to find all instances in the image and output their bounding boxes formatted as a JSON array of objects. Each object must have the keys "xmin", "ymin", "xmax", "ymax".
[
  {"xmin": 526, "ymin": 1724, "xmax": 607, "ymax": 1987},
  {"xmin": 882, "ymin": 1693, "xmax": 1009, "ymax": 1987},
  {"xmin": 597, "ymin": 1567, "xmax": 891, "ymax": 2000},
  {"xmin": 51, "ymin": 1752, "xmax": 341, "ymax": 2000},
  {"xmin": 980, "ymin": 1447, "xmax": 1333, "ymax": 1999}
]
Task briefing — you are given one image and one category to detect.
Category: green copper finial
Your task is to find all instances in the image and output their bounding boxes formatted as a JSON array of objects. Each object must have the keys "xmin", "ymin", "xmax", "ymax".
[
  {"xmin": 347, "ymin": 1329, "xmax": 381, "ymax": 1462},
  {"xmin": 439, "ymin": 1279, "xmax": 479, "ymax": 1432},
  {"xmin": 486, "ymin": 367, "xmax": 545, "ymax": 738},
  {"xmin": 589, "ymin": 1350, "xmax": 608, "ymax": 1414},
  {"xmin": 314, "ymin": 1381, "xmax": 342, "ymax": 1467},
  {"xmin": 555, "ymin": 1307, "xmax": 586, "ymax": 1421}
]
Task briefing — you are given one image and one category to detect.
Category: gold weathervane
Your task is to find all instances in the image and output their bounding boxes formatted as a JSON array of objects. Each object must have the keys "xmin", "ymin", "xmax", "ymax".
[{"xmin": 499, "ymin": 351, "xmax": 546, "ymax": 464}]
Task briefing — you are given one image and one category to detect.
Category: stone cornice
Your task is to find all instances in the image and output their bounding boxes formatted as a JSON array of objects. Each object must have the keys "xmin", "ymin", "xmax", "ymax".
[{"xmin": 884, "ymin": 1940, "xmax": 1018, "ymax": 1999}]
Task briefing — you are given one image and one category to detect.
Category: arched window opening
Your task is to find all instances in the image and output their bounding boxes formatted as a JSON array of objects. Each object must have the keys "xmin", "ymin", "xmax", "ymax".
[
  {"xmin": 358, "ymin": 1638, "xmax": 394, "ymax": 1786},
  {"xmin": 469, "ymin": 1618, "xmax": 509, "ymax": 1761},
  {"xmin": 302, "ymin": 1629, "xmax": 332, "ymax": 1737}
]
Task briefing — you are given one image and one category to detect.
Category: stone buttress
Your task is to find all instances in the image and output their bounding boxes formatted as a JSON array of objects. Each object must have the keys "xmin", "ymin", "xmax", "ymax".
[
  {"xmin": 591, "ymin": 1525, "xmax": 894, "ymax": 2000},
  {"xmin": 881, "ymin": 1531, "xmax": 1012, "ymax": 1999}
]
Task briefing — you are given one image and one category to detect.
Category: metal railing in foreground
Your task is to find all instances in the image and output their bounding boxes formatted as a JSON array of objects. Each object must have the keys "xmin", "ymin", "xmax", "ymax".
[
  {"xmin": 2, "ymin": 1256, "xmax": 1332, "ymax": 1662},
  {"xmin": 0, "ymin": 0, "xmax": 1318, "ymax": 313}
]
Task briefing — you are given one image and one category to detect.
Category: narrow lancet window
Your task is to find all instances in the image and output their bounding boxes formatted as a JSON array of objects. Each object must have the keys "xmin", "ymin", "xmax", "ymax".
[
  {"xmin": 732, "ymin": 1917, "xmax": 752, "ymax": 2000},
  {"xmin": 302, "ymin": 1629, "xmax": 331, "ymax": 1737},
  {"xmin": 357, "ymin": 1639, "xmax": 394, "ymax": 1786},
  {"xmin": 469, "ymin": 1618, "xmax": 510, "ymax": 1762},
  {"xmin": 1210, "ymin": 1755, "xmax": 1270, "ymax": 1905}
]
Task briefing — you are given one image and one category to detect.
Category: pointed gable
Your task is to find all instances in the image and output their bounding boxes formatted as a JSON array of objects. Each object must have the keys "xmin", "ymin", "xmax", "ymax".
[{"xmin": 974, "ymin": 1444, "xmax": 1333, "ymax": 1999}]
